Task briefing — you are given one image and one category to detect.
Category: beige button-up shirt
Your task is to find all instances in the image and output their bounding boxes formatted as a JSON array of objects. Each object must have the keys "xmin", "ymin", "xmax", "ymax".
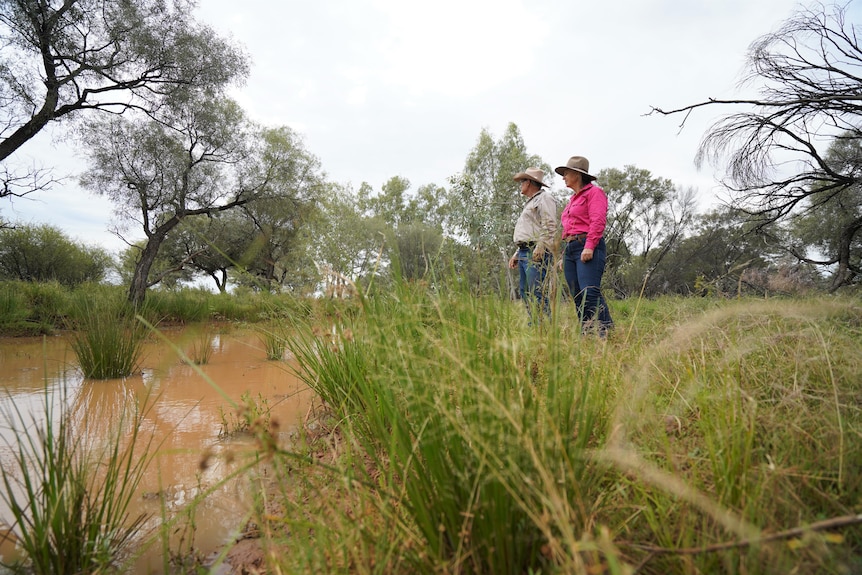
[{"xmin": 512, "ymin": 190, "xmax": 558, "ymax": 257}]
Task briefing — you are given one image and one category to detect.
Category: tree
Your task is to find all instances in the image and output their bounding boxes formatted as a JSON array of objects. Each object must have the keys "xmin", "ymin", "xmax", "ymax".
[
  {"xmin": 446, "ymin": 123, "xmax": 551, "ymax": 296},
  {"xmin": 0, "ymin": 222, "xmax": 111, "ymax": 285},
  {"xmin": 0, "ymin": 0, "xmax": 247, "ymax": 202},
  {"xmin": 128, "ymin": 212, "xmax": 251, "ymax": 293},
  {"xmin": 80, "ymin": 97, "xmax": 312, "ymax": 305},
  {"xmin": 116, "ymin": 238, "xmax": 195, "ymax": 290},
  {"xmin": 356, "ymin": 176, "xmax": 447, "ymax": 283},
  {"xmin": 787, "ymin": 135, "xmax": 862, "ymax": 286},
  {"xmin": 599, "ymin": 166, "xmax": 697, "ymax": 296},
  {"xmin": 650, "ymin": 2, "xmax": 862, "ymax": 290},
  {"xmin": 648, "ymin": 207, "xmax": 780, "ymax": 296},
  {"xmin": 306, "ymin": 183, "xmax": 389, "ymax": 294}
]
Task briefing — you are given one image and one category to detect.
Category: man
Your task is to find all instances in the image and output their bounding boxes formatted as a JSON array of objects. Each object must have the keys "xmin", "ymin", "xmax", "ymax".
[{"xmin": 508, "ymin": 167, "xmax": 557, "ymax": 322}]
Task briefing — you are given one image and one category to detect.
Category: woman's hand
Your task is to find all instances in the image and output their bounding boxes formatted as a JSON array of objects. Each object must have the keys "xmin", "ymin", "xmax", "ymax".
[{"xmin": 581, "ymin": 248, "xmax": 594, "ymax": 263}]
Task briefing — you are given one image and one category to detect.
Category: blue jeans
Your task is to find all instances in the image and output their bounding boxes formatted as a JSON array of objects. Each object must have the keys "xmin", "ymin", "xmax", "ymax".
[
  {"xmin": 517, "ymin": 246, "xmax": 552, "ymax": 321},
  {"xmin": 563, "ymin": 237, "xmax": 613, "ymax": 330}
]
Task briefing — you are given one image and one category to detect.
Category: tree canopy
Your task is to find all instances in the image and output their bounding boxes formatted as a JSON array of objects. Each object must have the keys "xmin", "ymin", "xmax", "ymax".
[
  {"xmin": 651, "ymin": 1, "xmax": 862, "ymax": 290},
  {"xmin": 79, "ymin": 95, "xmax": 322, "ymax": 304},
  {"xmin": 0, "ymin": 0, "xmax": 247, "ymax": 202}
]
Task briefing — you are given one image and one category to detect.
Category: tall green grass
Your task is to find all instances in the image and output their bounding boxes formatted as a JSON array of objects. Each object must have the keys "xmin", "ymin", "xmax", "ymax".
[
  {"xmin": 0, "ymin": 380, "xmax": 156, "ymax": 574},
  {"xmin": 267, "ymin": 281, "xmax": 617, "ymax": 573},
  {"xmin": 68, "ymin": 292, "xmax": 148, "ymax": 379},
  {"xmin": 235, "ymin": 287, "xmax": 862, "ymax": 574},
  {"xmin": 0, "ymin": 281, "xmax": 69, "ymax": 335},
  {"xmin": 605, "ymin": 299, "xmax": 862, "ymax": 574}
]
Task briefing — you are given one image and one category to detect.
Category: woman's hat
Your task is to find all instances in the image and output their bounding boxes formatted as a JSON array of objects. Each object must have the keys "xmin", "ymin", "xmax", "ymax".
[
  {"xmin": 512, "ymin": 167, "xmax": 548, "ymax": 187},
  {"xmin": 554, "ymin": 156, "xmax": 595, "ymax": 181}
]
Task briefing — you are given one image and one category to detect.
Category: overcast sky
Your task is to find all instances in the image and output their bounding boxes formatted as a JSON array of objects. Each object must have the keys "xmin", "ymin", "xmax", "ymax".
[{"xmin": 4, "ymin": 0, "xmax": 841, "ymax": 253}]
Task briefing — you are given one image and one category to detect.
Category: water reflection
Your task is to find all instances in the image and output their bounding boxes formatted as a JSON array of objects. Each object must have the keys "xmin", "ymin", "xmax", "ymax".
[{"xmin": 0, "ymin": 325, "xmax": 310, "ymax": 573}]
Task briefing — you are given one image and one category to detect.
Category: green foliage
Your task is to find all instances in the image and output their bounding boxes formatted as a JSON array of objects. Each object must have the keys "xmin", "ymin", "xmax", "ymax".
[
  {"xmin": 226, "ymin": 289, "xmax": 862, "ymax": 575},
  {"xmin": 445, "ymin": 123, "xmax": 551, "ymax": 297},
  {"xmin": 143, "ymin": 287, "xmax": 212, "ymax": 323},
  {"xmin": 68, "ymin": 293, "xmax": 147, "ymax": 379},
  {"xmin": 641, "ymin": 206, "xmax": 788, "ymax": 297},
  {"xmin": 0, "ymin": 224, "xmax": 112, "ymax": 286},
  {"xmin": 0, "ymin": 0, "xmax": 249, "ymax": 165},
  {"xmin": 284, "ymin": 281, "xmax": 614, "ymax": 573},
  {"xmin": 599, "ymin": 165, "xmax": 697, "ymax": 297},
  {"xmin": 0, "ymin": 282, "xmax": 50, "ymax": 335},
  {"xmin": 218, "ymin": 391, "xmax": 272, "ymax": 439},
  {"xmin": 0, "ymin": 381, "xmax": 156, "ymax": 574},
  {"xmin": 788, "ymin": 134, "xmax": 862, "ymax": 290},
  {"xmin": 257, "ymin": 323, "xmax": 289, "ymax": 360}
]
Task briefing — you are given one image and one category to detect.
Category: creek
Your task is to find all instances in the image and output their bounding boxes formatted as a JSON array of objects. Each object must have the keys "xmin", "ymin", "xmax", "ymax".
[{"xmin": 0, "ymin": 324, "xmax": 311, "ymax": 573}]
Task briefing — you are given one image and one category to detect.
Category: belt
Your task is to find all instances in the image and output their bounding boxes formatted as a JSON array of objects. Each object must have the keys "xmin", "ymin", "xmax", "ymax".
[
  {"xmin": 516, "ymin": 241, "xmax": 536, "ymax": 249},
  {"xmin": 563, "ymin": 233, "xmax": 587, "ymax": 242}
]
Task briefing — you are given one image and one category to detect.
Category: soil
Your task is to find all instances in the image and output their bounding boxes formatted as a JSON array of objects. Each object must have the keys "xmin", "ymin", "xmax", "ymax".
[{"xmin": 220, "ymin": 538, "xmax": 267, "ymax": 574}]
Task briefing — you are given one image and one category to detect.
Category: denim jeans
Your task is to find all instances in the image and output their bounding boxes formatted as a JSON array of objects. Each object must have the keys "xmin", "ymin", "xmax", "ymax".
[
  {"xmin": 517, "ymin": 246, "xmax": 552, "ymax": 322},
  {"xmin": 563, "ymin": 237, "xmax": 613, "ymax": 330}
]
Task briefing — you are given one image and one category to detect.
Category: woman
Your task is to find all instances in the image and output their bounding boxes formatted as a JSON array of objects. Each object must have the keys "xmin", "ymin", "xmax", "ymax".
[{"xmin": 556, "ymin": 156, "xmax": 614, "ymax": 336}]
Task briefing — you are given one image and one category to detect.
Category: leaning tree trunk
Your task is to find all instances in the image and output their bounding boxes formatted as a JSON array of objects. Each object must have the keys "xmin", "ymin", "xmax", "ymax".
[{"xmin": 128, "ymin": 218, "xmax": 182, "ymax": 307}]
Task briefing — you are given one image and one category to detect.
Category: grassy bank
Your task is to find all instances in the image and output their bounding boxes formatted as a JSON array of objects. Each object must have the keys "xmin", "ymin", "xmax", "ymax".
[
  {"xmin": 1, "ymin": 276, "xmax": 859, "ymax": 574},
  {"xmin": 0, "ymin": 280, "xmax": 349, "ymax": 336},
  {"xmin": 234, "ymin": 286, "xmax": 862, "ymax": 574}
]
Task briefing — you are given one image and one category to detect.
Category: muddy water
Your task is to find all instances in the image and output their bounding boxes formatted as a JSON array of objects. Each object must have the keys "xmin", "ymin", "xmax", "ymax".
[{"xmin": 0, "ymin": 325, "xmax": 312, "ymax": 573}]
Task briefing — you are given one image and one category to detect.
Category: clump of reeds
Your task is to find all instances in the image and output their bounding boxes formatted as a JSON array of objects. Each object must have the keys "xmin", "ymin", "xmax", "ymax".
[
  {"xmin": 266, "ymin": 278, "xmax": 618, "ymax": 573},
  {"xmin": 218, "ymin": 391, "xmax": 272, "ymax": 439},
  {"xmin": 230, "ymin": 285, "xmax": 862, "ymax": 575},
  {"xmin": 257, "ymin": 323, "xmax": 290, "ymax": 360},
  {"xmin": 0, "ymin": 380, "xmax": 156, "ymax": 574},
  {"xmin": 187, "ymin": 325, "xmax": 217, "ymax": 365},
  {"xmin": 68, "ymin": 292, "xmax": 147, "ymax": 379}
]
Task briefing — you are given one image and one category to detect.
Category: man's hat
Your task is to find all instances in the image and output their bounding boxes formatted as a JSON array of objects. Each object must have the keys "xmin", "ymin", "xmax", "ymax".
[{"xmin": 512, "ymin": 167, "xmax": 548, "ymax": 187}]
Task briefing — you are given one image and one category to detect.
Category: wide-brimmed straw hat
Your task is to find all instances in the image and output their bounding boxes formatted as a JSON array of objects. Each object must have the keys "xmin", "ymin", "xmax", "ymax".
[
  {"xmin": 554, "ymin": 156, "xmax": 596, "ymax": 181},
  {"xmin": 512, "ymin": 167, "xmax": 548, "ymax": 187}
]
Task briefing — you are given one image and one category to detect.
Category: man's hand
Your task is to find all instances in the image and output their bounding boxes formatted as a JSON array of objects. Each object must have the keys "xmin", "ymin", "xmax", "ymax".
[
  {"xmin": 532, "ymin": 246, "xmax": 546, "ymax": 262},
  {"xmin": 508, "ymin": 255, "xmax": 518, "ymax": 269}
]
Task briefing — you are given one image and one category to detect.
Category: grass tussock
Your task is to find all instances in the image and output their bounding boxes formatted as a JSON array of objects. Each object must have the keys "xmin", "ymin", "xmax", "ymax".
[
  {"xmin": 0, "ymin": 380, "xmax": 157, "ymax": 574},
  {"xmin": 226, "ymin": 288, "xmax": 862, "ymax": 575},
  {"xmin": 67, "ymin": 292, "xmax": 148, "ymax": 379}
]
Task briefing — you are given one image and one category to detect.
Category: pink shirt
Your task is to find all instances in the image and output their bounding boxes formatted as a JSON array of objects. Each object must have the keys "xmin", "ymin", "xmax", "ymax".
[{"xmin": 560, "ymin": 182, "xmax": 608, "ymax": 251}]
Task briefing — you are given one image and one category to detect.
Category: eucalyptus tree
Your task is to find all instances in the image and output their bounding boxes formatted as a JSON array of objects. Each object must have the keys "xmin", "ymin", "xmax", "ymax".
[
  {"xmin": 307, "ymin": 183, "xmax": 389, "ymax": 293},
  {"xmin": 0, "ymin": 0, "xmax": 247, "ymax": 201},
  {"xmin": 116, "ymin": 238, "xmax": 195, "ymax": 290},
  {"xmin": 599, "ymin": 165, "xmax": 697, "ymax": 296},
  {"xmin": 645, "ymin": 207, "xmax": 780, "ymax": 296},
  {"xmin": 446, "ymin": 123, "xmax": 549, "ymax": 296},
  {"xmin": 80, "ymin": 97, "xmax": 313, "ymax": 305},
  {"xmin": 650, "ymin": 2, "xmax": 862, "ymax": 290},
  {"xmin": 356, "ymin": 176, "xmax": 447, "ymax": 283}
]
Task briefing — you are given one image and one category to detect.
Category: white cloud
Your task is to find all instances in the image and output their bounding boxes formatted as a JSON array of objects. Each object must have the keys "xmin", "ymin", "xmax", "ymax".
[
  {"xmin": 2, "ymin": 0, "xmax": 823, "ymax": 252},
  {"xmin": 371, "ymin": 0, "xmax": 550, "ymax": 98}
]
